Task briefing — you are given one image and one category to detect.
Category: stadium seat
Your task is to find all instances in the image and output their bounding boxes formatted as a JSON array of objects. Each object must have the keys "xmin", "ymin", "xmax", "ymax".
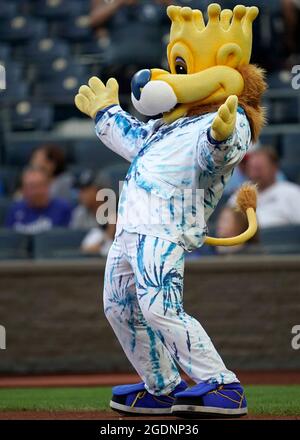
[
  {"xmin": 0, "ymin": 167, "xmax": 20, "ymax": 194},
  {"xmin": 264, "ymin": 71, "xmax": 298, "ymax": 124},
  {"xmin": 0, "ymin": 141, "xmax": 4, "ymax": 165},
  {"xmin": 0, "ymin": 1, "xmax": 19, "ymax": 19},
  {"xmin": 0, "ymin": 61, "xmax": 27, "ymax": 102},
  {"xmin": 222, "ymin": 0, "xmax": 279, "ymax": 9},
  {"xmin": 96, "ymin": 163, "xmax": 130, "ymax": 194},
  {"xmin": 185, "ymin": 243, "xmax": 217, "ymax": 259},
  {"xmin": 281, "ymin": 133, "xmax": 300, "ymax": 182},
  {"xmin": 0, "ymin": 16, "xmax": 47, "ymax": 43},
  {"xmin": 0, "ymin": 198, "xmax": 10, "ymax": 225},
  {"xmin": 266, "ymin": 98, "xmax": 299, "ymax": 124},
  {"xmin": 281, "ymin": 164, "xmax": 300, "ymax": 184},
  {"xmin": 75, "ymin": 38, "xmax": 110, "ymax": 56},
  {"xmin": 103, "ymin": 23, "xmax": 162, "ymax": 67},
  {"xmin": 34, "ymin": 73, "xmax": 88, "ymax": 103},
  {"xmin": 32, "ymin": 228, "xmax": 88, "ymax": 259},
  {"xmin": 267, "ymin": 71, "xmax": 292, "ymax": 89},
  {"xmin": 55, "ymin": 15, "xmax": 93, "ymax": 41},
  {"xmin": 259, "ymin": 134, "xmax": 280, "ymax": 150},
  {"xmin": 0, "ymin": 81, "xmax": 28, "ymax": 104},
  {"xmin": 260, "ymin": 225, "xmax": 300, "ymax": 254},
  {"xmin": 0, "ymin": 44, "xmax": 11, "ymax": 62},
  {"xmin": 72, "ymin": 140, "xmax": 127, "ymax": 171},
  {"xmin": 9, "ymin": 101, "xmax": 54, "ymax": 131},
  {"xmin": 33, "ymin": 0, "xmax": 88, "ymax": 20},
  {"xmin": 0, "ymin": 228, "xmax": 30, "ymax": 259},
  {"xmin": 0, "ymin": 60, "xmax": 23, "ymax": 83},
  {"xmin": 19, "ymin": 38, "xmax": 70, "ymax": 61},
  {"xmin": 34, "ymin": 57, "xmax": 87, "ymax": 81},
  {"xmin": 4, "ymin": 139, "xmax": 46, "ymax": 167},
  {"xmin": 282, "ymin": 133, "xmax": 300, "ymax": 163}
]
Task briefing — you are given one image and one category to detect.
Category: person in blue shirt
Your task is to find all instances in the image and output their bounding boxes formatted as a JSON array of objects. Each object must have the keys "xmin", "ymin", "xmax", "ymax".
[{"xmin": 5, "ymin": 167, "xmax": 72, "ymax": 234}]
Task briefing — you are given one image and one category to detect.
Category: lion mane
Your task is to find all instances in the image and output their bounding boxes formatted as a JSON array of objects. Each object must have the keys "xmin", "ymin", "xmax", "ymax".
[{"xmin": 187, "ymin": 64, "xmax": 267, "ymax": 143}]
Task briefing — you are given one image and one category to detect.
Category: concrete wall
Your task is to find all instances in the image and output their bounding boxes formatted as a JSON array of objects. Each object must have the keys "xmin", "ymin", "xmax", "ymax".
[{"xmin": 0, "ymin": 255, "xmax": 299, "ymax": 374}]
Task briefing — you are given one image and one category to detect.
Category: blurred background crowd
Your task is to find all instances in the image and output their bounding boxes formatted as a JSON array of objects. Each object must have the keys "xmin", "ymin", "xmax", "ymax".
[{"xmin": 1, "ymin": 0, "xmax": 300, "ymax": 260}]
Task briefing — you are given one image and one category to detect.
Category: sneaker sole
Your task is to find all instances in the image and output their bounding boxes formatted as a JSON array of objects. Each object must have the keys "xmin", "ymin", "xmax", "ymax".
[
  {"xmin": 110, "ymin": 400, "xmax": 173, "ymax": 415},
  {"xmin": 171, "ymin": 405, "xmax": 248, "ymax": 418}
]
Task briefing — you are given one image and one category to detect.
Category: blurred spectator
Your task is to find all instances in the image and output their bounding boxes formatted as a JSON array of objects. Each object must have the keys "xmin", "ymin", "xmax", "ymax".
[
  {"xmin": 282, "ymin": 0, "xmax": 300, "ymax": 66},
  {"xmin": 224, "ymin": 160, "xmax": 248, "ymax": 196},
  {"xmin": 81, "ymin": 224, "xmax": 115, "ymax": 257},
  {"xmin": 225, "ymin": 146, "xmax": 287, "ymax": 197},
  {"xmin": 216, "ymin": 206, "xmax": 260, "ymax": 255},
  {"xmin": 5, "ymin": 167, "xmax": 72, "ymax": 234},
  {"xmin": 29, "ymin": 145, "xmax": 73, "ymax": 201},
  {"xmin": 71, "ymin": 169, "xmax": 115, "ymax": 256},
  {"xmin": 229, "ymin": 148, "xmax": 300, "ymax": 228},
  {"xmin": 71, "ymin": 170, "xmax": 107, "ymax": 229}
]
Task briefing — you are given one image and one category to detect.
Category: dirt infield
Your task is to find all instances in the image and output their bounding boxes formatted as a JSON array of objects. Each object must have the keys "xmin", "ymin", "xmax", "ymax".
[
  {"xmin": 0, "ymin": 370, "xmax": 299, "ymax": 388},
  {"xmin": 0, "ymin": 411, "xmax": 299, "ymax": 420}
]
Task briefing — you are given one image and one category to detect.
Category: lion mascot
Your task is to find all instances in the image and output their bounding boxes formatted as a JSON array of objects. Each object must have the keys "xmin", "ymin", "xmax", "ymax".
[{"xmin": 75, "ymin": 3, "xmax": 266, "ymax": 417}]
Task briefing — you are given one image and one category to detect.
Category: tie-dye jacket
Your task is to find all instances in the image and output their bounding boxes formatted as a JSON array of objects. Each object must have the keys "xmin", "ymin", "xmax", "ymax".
[{"xmin": 95, "ymin": 105, "xmax": 251, "ymax": 251}]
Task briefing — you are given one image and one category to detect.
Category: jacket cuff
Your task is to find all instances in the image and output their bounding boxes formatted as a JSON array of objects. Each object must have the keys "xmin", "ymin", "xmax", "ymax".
[
  {"xmin": 94, "ymin": 105, "xmax": 120, "ymax": 124},
  {"xmin": 207, "ymin": 128, "xmax": 223, "ymax": 145}
]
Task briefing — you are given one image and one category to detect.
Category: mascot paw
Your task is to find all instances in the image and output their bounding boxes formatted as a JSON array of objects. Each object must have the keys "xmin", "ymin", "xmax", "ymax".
[
  {"xmin": 211, "ymin": 95, "xmax": 238, "ymax": 142},
  {"xmin": 75, "ymin": 77, "xmax": 119, "ymax": 119}
]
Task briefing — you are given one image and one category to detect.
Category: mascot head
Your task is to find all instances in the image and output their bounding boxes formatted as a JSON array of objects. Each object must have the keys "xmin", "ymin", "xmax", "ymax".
[{"xmin": 131, "ymin": 3, "xmax": 266, "ymax": 140}]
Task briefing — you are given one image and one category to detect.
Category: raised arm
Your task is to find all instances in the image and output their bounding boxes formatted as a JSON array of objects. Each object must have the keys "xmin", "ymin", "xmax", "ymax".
[
  {"xmin": 94, "ymin": 105, "xmax": 154, "ymax": 162},
  {"xmin": 197, "ymin": 96, "xmax": 251, "ymax": 174},
  {"xmin": 75, "ymin": 76, "xmax": 153, "ymax": 162}
]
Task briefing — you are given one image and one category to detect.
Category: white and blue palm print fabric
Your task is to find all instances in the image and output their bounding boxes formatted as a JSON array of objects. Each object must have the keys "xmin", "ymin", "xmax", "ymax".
[
  {"xmin": 104, "ymin": 230, "xmax": 238, "ymax": 395},
  {"xmin": 95, "ymin": 104, "xmax": 251, "ymax": 251},
  {"xmin": 96, "ymin": 105, "xmax": 250, "ymax": 394}
]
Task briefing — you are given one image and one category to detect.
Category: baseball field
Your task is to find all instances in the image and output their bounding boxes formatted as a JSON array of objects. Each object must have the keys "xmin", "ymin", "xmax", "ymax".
[{"xmin": 0, "ymin": 372, "xmax": 299, "ymax": 420}]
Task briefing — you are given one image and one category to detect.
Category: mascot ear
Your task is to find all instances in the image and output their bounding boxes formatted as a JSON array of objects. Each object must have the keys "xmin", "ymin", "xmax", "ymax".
[{"xmin": 216, "ymin": 43, "xmax": 243, "ymax": 68}]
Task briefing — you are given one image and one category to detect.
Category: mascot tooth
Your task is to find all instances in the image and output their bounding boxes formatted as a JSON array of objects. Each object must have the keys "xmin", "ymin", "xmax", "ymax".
[{"xmin": 75, "ymin": 3, "xmax": 266, "ymax": 418}]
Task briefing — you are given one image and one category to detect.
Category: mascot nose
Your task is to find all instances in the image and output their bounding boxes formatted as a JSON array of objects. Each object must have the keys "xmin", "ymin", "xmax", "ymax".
[{"xmin": 131, "ymin": 69, "xmax": 151, "ymax": 100}]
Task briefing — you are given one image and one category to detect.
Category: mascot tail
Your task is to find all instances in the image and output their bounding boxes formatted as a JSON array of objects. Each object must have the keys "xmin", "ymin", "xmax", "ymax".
[{"xmin": 205, "ymin": 183, "xmax": 258, "ymax": 247}]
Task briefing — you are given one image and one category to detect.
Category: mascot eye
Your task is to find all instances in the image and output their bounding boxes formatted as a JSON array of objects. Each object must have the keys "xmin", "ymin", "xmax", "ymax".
[{"xmin": 175, "ymin": 57, "xmax": 187, "ymax": 74}]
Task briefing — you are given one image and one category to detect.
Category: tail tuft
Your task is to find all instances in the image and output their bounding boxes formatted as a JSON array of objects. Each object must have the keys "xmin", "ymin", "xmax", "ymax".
[{"xmin": 236, "ymin": 182, "xmax": 257, "ymax": 213}]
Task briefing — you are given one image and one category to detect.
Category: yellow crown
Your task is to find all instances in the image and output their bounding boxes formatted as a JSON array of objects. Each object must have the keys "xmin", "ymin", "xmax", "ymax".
[{"xmin": 167, "ymin": 3, "xmax": 258, "ymax": 71}]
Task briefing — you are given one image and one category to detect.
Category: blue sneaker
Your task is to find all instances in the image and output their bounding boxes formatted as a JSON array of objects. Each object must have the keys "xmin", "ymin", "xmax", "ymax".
[
  {"xmin": 110, "ymin": 380, "xmax": 188, "ymax": 415},
  {"xmin": 172, "ymin": 382, "xmax": 247, "ymax": 418}
]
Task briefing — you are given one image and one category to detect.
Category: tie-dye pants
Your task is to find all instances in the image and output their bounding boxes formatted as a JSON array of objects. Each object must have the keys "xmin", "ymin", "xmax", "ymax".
[{"xmin": 103, "ymin": 230, "xmax": 238, "ymax": 395}]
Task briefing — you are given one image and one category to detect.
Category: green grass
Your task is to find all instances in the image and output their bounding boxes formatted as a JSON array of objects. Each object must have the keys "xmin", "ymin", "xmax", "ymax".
[
  {"xmin": 245, "ymin": 385, "xmax": 300, "ymax": 416},
  {"xmin": 0, "ymin": 386, "xmax": 299, "ymax": 416},
  {"xmin": 0, "ymin": 387, "xmax": 112, "ymax": 412}
]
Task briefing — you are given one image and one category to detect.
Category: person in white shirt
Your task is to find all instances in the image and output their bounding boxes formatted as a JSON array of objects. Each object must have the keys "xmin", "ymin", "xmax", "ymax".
[
  {"xmin": 244, "ymin": 148, "xmax": 300, "ymax": 228},
  {"xmin": 71, "ymin": 170, "xmax": 116, "ymax": 255}
]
